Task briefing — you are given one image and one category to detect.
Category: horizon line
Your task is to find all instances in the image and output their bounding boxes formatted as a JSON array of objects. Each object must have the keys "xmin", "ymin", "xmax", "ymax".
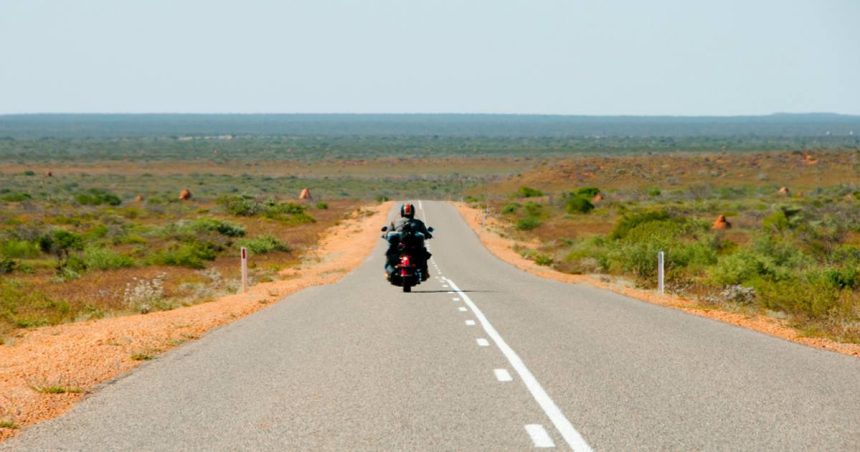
[{"xmin": 2, "ymin": 111, "xmax": 859, "ymax": 118}]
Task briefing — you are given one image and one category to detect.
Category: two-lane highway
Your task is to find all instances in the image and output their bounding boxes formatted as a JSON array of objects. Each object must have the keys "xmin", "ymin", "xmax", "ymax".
[{"xmin": 3, "ymin": 201, "xmax": 859, "ymax": 451}]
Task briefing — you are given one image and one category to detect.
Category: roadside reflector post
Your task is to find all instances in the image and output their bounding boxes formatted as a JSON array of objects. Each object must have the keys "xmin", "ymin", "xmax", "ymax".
[
  {"xmin": 240, "ymin": 247, "xmax": 248, "ymax": 293},
  {"xmin": 657, "ymin": 251, "xmax": 665, "ymax": 295}
]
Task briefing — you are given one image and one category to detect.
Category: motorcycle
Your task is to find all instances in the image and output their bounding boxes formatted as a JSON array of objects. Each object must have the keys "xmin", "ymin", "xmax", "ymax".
[{"xmin": 381, "ymin": 223, "xmax": 434, "ymax": 293}]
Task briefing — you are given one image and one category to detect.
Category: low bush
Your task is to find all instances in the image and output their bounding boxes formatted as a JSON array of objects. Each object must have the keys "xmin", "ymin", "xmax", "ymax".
[
  {"xmin": 575, "ymin": 187, "xmax": 600, "ymax": 198},
  {"xmin": 239, "ymin": 235, "xmax": 290, "ymax": 254},
  {"xmin": 74, "ymin": 188, "xmax": 122, "ymax": 206},
  {"xmin": 0, "ymin": 192, "xmax": 32, "ymax": 202},
  {"xmin": 565, "ymin": 195, "xmax": 594, "ymax": 214},
  {"xmin": 263, "ymin": 201, "xmax": 315, "ymax": 224},
  {"xmin": 517, "ymin": 186, "xmax": 543, "ymax": 198},
  {"xmin": 218, "ymin": 195, "xmax": 260, "ymax": 216},
  {"xmin": 0, "ymin": 258, "xmax": 15, "ymax": 274},
  {"xmin": 0, "ymin": 239, "xmax": 42, "ymax": 259},
  {"xmin": 501, "ymin": 202, "xmax": 520, "ymax": 214},
  {"xmin": 183, "ymin": 218, "xmax": 246, "ymax": 237},
  {"xmin": 161, "ymin": 218, "xmax": 245, "ymax": 241},
  {"xmin": 516, "ymin": 216, "xmax": 542, "ymax": 231},
  {"xmin": 152, "ymin": 242, "xmax": 217, "ymax": 269},
  {"xmin": 82, "ymin": 246, "xmax": 134, "ymax": 270},
  {"xmin": 610, "ymin": 210, "xmax": 671, "ymax": 240},
  {"xmin": 753, "ymin": 274, "xmax": 845, "ymax": 319}
]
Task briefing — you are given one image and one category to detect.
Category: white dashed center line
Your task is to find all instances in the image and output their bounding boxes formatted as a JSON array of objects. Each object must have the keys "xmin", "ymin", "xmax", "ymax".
[
  {"xmin": 525, "ymin": 424, "xmax": 556, "ymax": 448},
  {"xmin": 458, "ymin": 307, "xmax": 468, "ymax": 312},
  {"xmin": 476, "ymin": 338, "xmax": 490, "ymax": 347},
  {"xmin": 465, "ymin": 320, "xmax": 476, "ymax": 326},
  {"xmin": 494, "ymin": 368, "xmax": 513, "ymax": 382},
  {"xmin": 444, "ymin": 277, "xmax": 592, "ymax": 452}
]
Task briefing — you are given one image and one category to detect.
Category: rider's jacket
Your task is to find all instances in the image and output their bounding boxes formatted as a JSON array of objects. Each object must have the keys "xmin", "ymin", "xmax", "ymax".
[{"xmin": 394, "ymin": 218, "xmax": 432, "ymax": 239}]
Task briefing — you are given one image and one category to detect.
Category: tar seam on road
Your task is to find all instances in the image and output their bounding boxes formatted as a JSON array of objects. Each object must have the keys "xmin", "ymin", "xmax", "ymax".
[{"xmin": 445, "ymin": 277, "xmax": 594, "ymax": 452}]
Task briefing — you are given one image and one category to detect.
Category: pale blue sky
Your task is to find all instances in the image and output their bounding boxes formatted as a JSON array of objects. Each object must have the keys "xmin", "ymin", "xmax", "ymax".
[{"xmin": 1, "ymin": 0, "xmax": 857, "ymax": 115}]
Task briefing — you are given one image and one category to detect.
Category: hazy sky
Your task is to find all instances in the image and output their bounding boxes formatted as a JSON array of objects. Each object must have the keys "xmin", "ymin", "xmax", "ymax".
[{"xmin": 1, "ymin": 0, "xmax": 858, "ymax": 115}]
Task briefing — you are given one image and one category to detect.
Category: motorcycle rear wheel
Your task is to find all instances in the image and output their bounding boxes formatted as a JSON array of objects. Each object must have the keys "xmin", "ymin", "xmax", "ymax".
[{"xmin": 403, "ymin": 284, "xmax": 411, "ymax": 293}]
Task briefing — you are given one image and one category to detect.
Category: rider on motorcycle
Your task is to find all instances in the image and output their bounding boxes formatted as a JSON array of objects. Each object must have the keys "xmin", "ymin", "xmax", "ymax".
[{"xmin": 384, "ymin": 203, "xmax": 432, "ymax": 281}]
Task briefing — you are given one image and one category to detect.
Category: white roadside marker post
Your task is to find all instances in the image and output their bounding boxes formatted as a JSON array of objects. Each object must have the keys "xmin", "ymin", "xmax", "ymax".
[
  {"xmin": 240, "ymin": 247, "xmax": 248, "ymax": 293},
  {"xmin": 657, "ymin": 250, "xmax": 665, "ymax": 295}
]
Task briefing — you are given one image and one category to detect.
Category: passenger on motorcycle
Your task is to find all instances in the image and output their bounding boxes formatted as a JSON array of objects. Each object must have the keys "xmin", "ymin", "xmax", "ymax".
[{"xmin": 384, "ymin": 203, "xmax": 432, "ymax": 281}]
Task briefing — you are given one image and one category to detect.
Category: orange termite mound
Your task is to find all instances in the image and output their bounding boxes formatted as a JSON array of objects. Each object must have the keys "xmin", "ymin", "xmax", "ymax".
[
  {"xmin": 778, "ymin": 186, "xmax": 790, "ymax": 195},
  {"xmin": 178, "ymin": 189, "xmax": 192, "ymax": 201},
  {"xmin": 299, "ymin": 188, "xmax": 312, "ymax": 201},
  {"xmin": 592, "ymin": 193, "xmax": 604, "ymax": 204},
  {"xmin": 46, "ymin": 171, "xmax": 53, "ymax": 177},
  {"xmin": 133, "ymin": 195, "xmax": 145, "ymax": 202},
  {"xmin": 803, "ymin": 153, "xmax": 818, "ymax": 165},
  {"xmin": 712, "ymin": 214, "xmax": 732, "ymax": 230}
]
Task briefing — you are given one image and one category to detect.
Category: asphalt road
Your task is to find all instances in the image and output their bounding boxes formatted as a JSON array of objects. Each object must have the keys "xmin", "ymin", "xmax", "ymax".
[{"xmin": 4, "ymin": 201, "xmax": 859, "ymax": 451}]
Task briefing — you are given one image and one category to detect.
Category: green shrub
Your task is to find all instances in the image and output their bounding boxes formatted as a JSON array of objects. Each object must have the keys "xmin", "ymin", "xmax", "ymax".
[
  {"xmin": 610, "ymin": 210, "xmax": 671, "ymax": 240},
  {"xmin": 0, "ymin": 239, "xmax": 42, "ymax": 259},
  {"xmin": 708, "ymin": 241, "xmax": 806, "ymax": 286},
  {"xmin": 565, "ymin": 195, "xmax": 594, "ymax": 214},
  {"xmin": 753, "ymin": 274, "xmax": 842, "ymax": 318},
  {"xmin": 239, "ymin": 235, "xmax": 290, "ymax": 254},
  {"xmin": 74, "ymin": 188, "xmax": 122, "ymax": 206},
  {"xmin": 315, "ymin": 201, "xmax": 328, "ymax": 210},
  {"xmin": 0, "ymin": 192, "xmax": 32, "ymax": 202},
  {"xmin": 39, "ymin": 230, "xmax": 84, "ymax": 257},
  {"xmin": 517, "ymin": 186, "xmax": 543, "ymax": 198},
  {"xmin": 152, "ymin": 242, "xmax": 217, "ymax": 268},
  {"xmin": 218, "ymin": 195, "xmax": 260, "ymax": 216},
  {"xmin": 501, "ymin": 202, "xmax": 520, "ymax": 214},
  {"xmin": 82, "ymin": 247, "xmax": 134, "ymax": 270},
  {"xmin": 516, "ymin": 216, "xmax": 542, "ymax": 231},
  {"xmin": 533, "ymin": 253, "xmax": 553, "ymax": 266},
  {"xmin": 824, "ymin": 266, "xmax": 859, "ymax": 289},
  {"xmin": 523, "ymin": 202, "xmax": 543, "ymax": 217},
  {"xmin": 23, "ymin": 170, "xmax": 36, "ymax": 176},
  {"xmin": 263, "ymin": 201, "xmax": 315, "ymax": 224},
  {"xmin": 647, "ymin": 187, "xmax": 662, "ymax": 197},
  {"xmin": 762, "ymin": 206, "xmax": 802, "ymax": 232},
  {"xmin": 575, "ymin": 187, "xmax": 600, "ymax": 198},
  {"xmin": 187, "ymin": 218, "xmax": 246, "ymax": 237},
  {"xmin": 0, "ymin": 258, "xmax": 16, "ymax": 274}
]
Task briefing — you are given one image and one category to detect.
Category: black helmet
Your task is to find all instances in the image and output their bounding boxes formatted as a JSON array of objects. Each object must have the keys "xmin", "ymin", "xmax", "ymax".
[{"xmin": 400, "ymin": 203, "xmax": 415, "ymax": 219}]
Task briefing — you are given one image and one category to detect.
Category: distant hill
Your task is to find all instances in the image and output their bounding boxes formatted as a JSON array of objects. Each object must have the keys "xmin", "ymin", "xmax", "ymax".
[{"xmin": 1, "ymin": 113, "xmax": 859, "ymax": 139}]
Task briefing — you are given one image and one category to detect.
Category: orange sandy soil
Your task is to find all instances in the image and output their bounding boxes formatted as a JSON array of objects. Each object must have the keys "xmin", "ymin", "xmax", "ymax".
[
  {"xmin": 455, "ymin": 202, "xmax": 860, "ymax": 359},
  {"xmin": 0, "ymin": 202, "xmax": 393, "ymax": 440}
]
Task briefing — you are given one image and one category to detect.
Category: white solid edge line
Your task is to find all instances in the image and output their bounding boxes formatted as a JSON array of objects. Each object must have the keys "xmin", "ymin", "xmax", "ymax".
[
  {"xmin": 476, "ymin": 338, "xmax": 490, "ymax": 347},
  {"xmin": 444, "ymin": 277, "xmax": 593, "ymax": 452},
  {"xmin": 494, "ymin": 368, "xmax": 513, "ymax": 382},
  {"xmin": 525, "ymin": 424, "xmax": 556, "ymax": 448}
]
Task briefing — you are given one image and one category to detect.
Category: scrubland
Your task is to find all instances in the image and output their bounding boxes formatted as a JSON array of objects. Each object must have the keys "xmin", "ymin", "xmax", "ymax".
[
  {"xmin": 0, "ymin": 170, "xmax": 363, "ymax": 340},
  {"xmin": 471, "ymin": 151, "xmax": 860, "ymax": 343}
]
